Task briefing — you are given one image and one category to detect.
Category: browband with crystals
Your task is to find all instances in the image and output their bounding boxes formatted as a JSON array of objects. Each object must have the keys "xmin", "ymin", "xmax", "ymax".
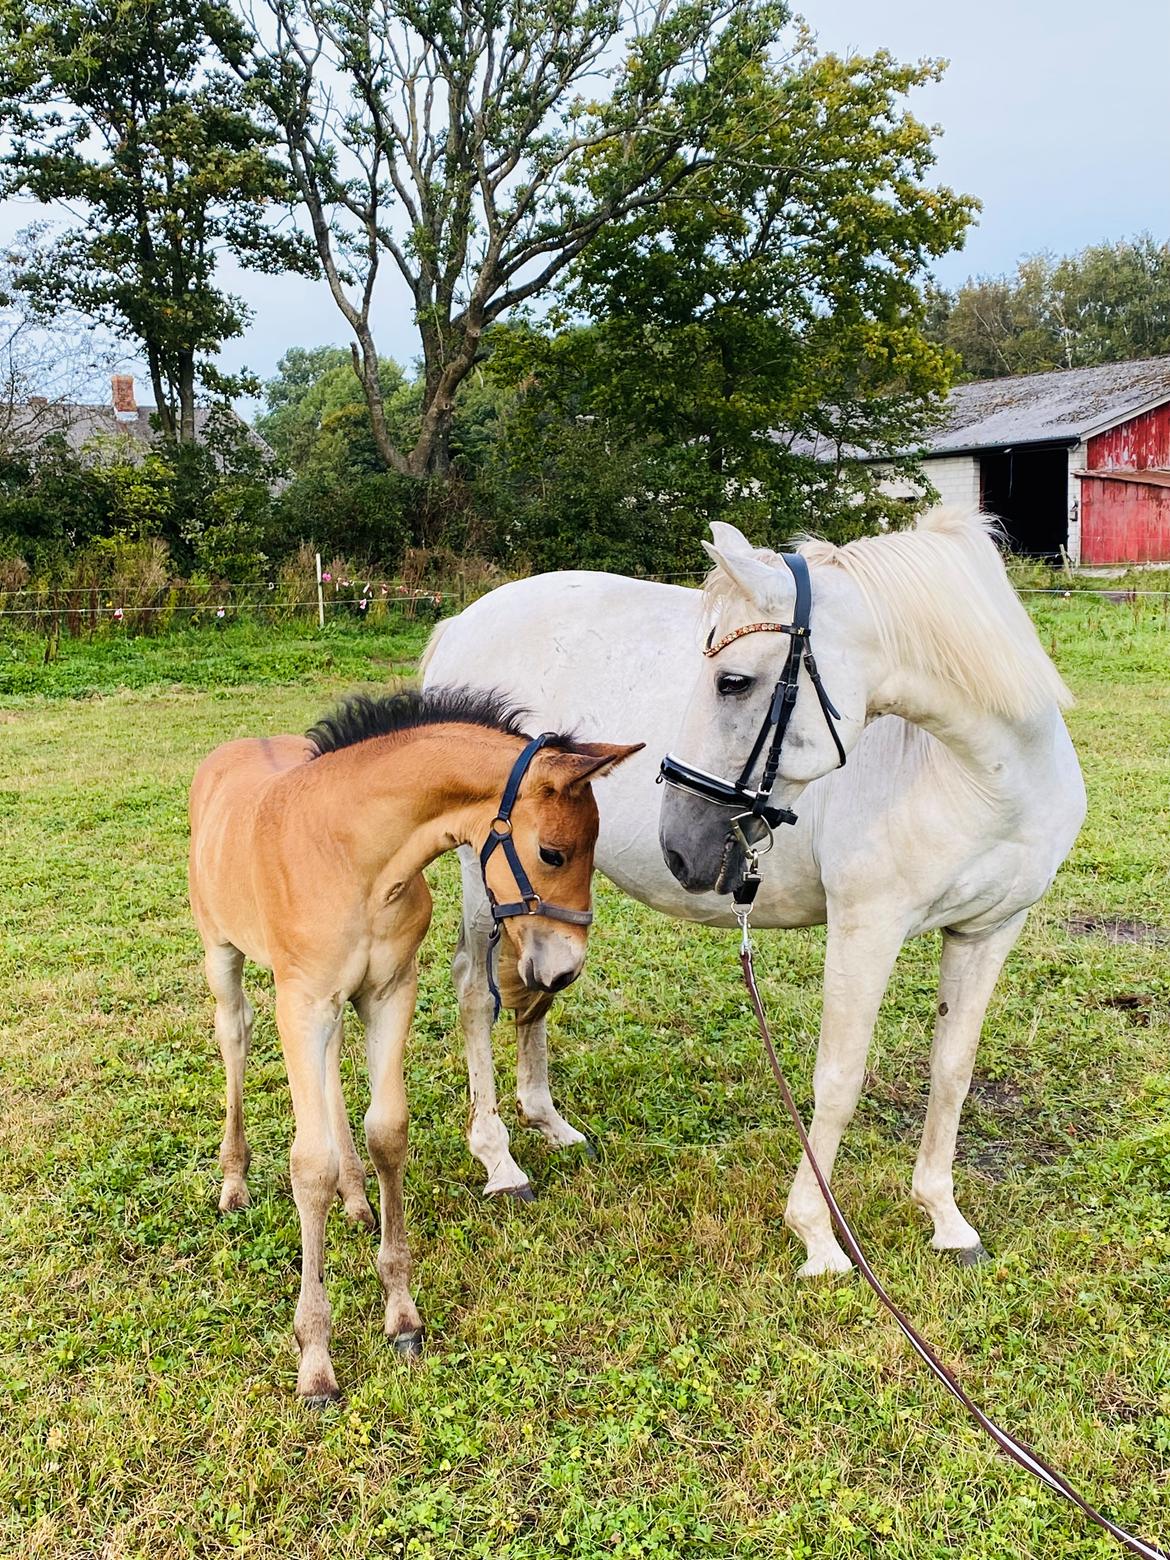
[{"xmin": 704, "ymin": 620, "xmax": 804, "ymax": 658}]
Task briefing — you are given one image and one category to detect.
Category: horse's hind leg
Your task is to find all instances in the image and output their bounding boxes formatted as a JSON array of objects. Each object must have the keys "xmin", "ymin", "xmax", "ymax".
[
  {"xmin": 324, "ymin": 1014, "xmax": 376, "ymax": 1229},
  {"xmin": 205, "ymin": 942, "xmax": 254, "ymax": 1213},
  {"xmin": 911, "ymin": 913, "xmax": 1026, "ymax": 1261},
  {"xmin": 452, "ymin": 847, "xmax": 533, "ymax": 1199}
]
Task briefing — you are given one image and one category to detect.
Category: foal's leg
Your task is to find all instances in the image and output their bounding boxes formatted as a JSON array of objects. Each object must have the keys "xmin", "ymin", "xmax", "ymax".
[
  {"xmin": 276, "ymin": 983, "xmax": 343, "ymax": 1402},
  {"xmin": 324, "ymin": 1015, "xmax": 376, "ymax": 1229},
  {"xmin": 785, "ymin": 915, "xmax": 907, "ymax": 1278},
  {"xmin": 452, "ymin": 847, "xmax": 532, "ymax": 1199},
  {"xmin": 911, "ymin": 913, "xmax": 1026, "ymax": 1260},
  {"xmin": 205, "ymin": 942, "xmax": 254, "ymax": 1213},
  {"xmin": 357, "ymin": 971, "xmax": 424, "ymax": 1353}
]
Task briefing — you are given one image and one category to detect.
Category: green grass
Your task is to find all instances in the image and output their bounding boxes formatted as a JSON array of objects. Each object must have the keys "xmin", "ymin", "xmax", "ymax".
[{"xmin": 0, "ymin": 604, "xmax": 1168, "ymax": 1559}]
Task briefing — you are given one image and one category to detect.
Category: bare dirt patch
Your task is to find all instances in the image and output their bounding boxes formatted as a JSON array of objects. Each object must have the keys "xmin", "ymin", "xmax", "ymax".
[{"xmin": 1065, "ymin": 913, "xmax": 1169, "ymax": 945}]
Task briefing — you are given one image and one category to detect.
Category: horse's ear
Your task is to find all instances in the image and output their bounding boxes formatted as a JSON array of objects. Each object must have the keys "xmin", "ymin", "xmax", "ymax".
[
  {"xmin": 539, "ymin": 743, "xmax": 645, "ymax": 791},
  {"xmin": 708, "ymin": 520, "xmax": 755, "ymax": 555},
  {"xmin": 701, "ymin": 540, "xmax": 791, "ymax": 616}
]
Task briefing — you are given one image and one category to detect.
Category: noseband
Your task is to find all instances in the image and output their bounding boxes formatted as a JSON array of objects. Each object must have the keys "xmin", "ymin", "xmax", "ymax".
[
  {"xmin": 480, "ymin": 732, "xmax": 593, "ymax": 1018},
  {"xmin": 658, "ymin": 551, "xmax": 846, "ymax": 867}
]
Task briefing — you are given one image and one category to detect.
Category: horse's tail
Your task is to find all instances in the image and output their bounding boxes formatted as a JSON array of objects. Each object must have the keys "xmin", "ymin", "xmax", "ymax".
[{"xmin": 418, "ymin": 614, "xmax": 455, "ymax": 683}]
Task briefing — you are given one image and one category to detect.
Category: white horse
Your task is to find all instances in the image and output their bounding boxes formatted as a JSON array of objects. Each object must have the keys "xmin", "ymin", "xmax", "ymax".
[{"xmin": 422, "ymin": 507, "xmax": 1086, "ymax": 1275}]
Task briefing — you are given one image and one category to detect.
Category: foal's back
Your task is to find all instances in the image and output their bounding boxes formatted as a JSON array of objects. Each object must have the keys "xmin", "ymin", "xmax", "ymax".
[{"xmin": 188, "ymin": 734, "xmax": 315, "ymax": 962}]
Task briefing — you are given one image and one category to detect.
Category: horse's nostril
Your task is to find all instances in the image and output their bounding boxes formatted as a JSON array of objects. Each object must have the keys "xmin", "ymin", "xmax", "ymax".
[
  {"xmin": 664, "ymin": 847, "xmax": 689, "ymax": 885},
  {"xmin": 546, "ymin": 967, "xmax": 576, "ymax": 994}
]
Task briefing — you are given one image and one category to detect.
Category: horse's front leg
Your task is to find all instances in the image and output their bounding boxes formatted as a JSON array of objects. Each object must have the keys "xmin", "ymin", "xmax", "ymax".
[
  {"xmin": 785, "ymin": 913, "xmax": 907, "ymax": 1278},
  {"xmin": 911, "ymin": 913, "xmax": 1026, "ymax": 1260},
  {"xmin": 276, "ymin": 983, "xmax": 343, "ymax": 1403},
  {"xmin": 452, "ymin": 847, "xmax": 533, "ymax": 1200},
  {"xmin": 497, "ymin": 957, "xmax": 589, "ymax": 1153},
  {"xmin": 356, "ymin": 969, "xmax": 424, "ymax": 1354}
]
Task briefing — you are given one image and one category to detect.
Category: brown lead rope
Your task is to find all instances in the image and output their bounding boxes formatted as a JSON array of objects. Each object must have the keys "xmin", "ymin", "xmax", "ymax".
[{"xmin": 739, "ymin": 934, "xmax": 1167, "ymax": 1560}]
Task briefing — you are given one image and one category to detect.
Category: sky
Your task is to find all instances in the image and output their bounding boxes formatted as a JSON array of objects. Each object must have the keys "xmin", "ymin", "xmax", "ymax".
[{"xmin": 2, "ymin": 0, "xmax": 1168, "ymax": 408}]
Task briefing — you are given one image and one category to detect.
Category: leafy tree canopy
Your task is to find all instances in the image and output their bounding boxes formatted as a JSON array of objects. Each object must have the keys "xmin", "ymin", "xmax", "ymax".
[
  {"xmin": 488, "ymin": 39, "xmax": 975, "ymax": 543},
  {"xmin": 0, "ymin": 0, "xmax": 313, "ymax": 440},
  {"xmin": 927, "ymin": 235, "xmax": 1170, "ymax": 381}
]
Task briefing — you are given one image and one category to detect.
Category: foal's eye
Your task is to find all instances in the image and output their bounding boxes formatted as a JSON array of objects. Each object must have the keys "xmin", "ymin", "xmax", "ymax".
[
  {"xmin": 539, "ymin": 846, "xmax": 566, "ymax": 868},
  {"xmin": 716, "ymin": 672, "xmax": 753, "ymax": 697}
]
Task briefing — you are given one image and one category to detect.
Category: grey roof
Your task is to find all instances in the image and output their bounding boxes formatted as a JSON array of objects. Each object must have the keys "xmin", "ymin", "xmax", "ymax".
[
  {"xmin": 4, "ymin": 401, "xmax": 275, "ymax": 464},
  {"xmin": 920, "ymin": 355, "xmax": 1170, "ymax": 454},
  {"xmin": 786, "ymin": 354, "xmax": 1170, "ymax": 464}
]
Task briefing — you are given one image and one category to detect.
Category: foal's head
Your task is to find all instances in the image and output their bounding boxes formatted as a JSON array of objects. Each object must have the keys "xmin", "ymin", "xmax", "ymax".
[
  {"xmin": 306, "ymin": 686, "xmax": 642, "ymax": 995},
  {"xmin": 484, "ymin": 739, "xmax": 643, "ymax": 993}
]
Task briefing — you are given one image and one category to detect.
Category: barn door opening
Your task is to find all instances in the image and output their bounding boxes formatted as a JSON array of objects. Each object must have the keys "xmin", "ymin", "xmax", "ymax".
[{"xmin": 979, "ymin": 445, "xmax": 1069, "ymax": 560}]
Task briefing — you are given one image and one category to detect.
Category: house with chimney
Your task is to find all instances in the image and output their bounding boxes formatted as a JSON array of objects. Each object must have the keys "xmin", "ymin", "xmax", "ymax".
[{"xmin": 5, "ymin": 374, "xmax": 276, "ymax": 470}]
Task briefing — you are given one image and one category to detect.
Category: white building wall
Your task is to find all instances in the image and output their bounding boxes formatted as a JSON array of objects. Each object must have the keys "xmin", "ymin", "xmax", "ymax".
[
  {"xmin": 873, "ymin": 454, "xmax": 981, "ymax": 508},
  {"xmin": 1066, "ymin": 441, "xmax": 1086, "ymax": 565},
  {"xmin": 920, "ymin": 455, "xmax": 981, "ymax": 509}
]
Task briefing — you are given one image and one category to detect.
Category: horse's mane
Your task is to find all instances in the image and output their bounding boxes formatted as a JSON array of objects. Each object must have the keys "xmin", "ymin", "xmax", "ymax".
[
  {"xmin": 705, "ymin": 506, "xmax": 1072, "ymax": 721},
  {"xmin": 307, "ymin": 686, "xmax": 573, "ymax": 758}
]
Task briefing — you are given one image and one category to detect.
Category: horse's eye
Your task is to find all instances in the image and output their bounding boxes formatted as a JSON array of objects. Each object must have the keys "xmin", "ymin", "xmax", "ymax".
[
  {"xmin": 716, "ymin": 672, "xmax": 753, "ymax": 696},
  {"xmin": 539, "ymin": 846, "xmax": 565, "ymax": 868}
]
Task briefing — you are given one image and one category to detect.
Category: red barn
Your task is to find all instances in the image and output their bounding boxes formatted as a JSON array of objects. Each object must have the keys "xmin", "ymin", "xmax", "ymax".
[
  {"xmin": 801, "ymin": 356, "xmax": 1170, "ymax": 565},
  {"xmin": 902, "ymin": 356, "xmax": 1170, "ymax": 565}
]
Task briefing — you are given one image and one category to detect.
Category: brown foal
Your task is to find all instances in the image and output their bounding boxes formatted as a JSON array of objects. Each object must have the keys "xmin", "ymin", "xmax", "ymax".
[{"xmin": 188, "ymin": 687, "xmax": 640, "ymax": 1402}]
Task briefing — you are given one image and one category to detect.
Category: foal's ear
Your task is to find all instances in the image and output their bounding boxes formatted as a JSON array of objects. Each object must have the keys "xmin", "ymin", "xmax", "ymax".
[{"xmin": 540, "ymin": 742, "xmax": 645, "ymax": 791}]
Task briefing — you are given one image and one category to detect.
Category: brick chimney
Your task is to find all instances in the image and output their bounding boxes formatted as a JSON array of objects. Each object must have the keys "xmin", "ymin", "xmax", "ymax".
[{"xmin": 112, "ymin": 374, "xmax": 137, "ymax": 420}]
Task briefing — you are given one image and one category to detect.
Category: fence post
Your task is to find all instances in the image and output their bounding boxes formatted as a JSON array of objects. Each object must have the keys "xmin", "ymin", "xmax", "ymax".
[{"xmin": 315, "ymin": 552, "xmax": 325, "ymax": 629}]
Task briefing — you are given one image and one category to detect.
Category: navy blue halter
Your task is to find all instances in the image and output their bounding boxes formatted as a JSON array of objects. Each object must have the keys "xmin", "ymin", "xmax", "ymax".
[
  {"xmin": 480, "ymin": 733, "xmax": 593, "ymax": 1019},
  {"xmin": 658, "ymin": 552, "xmax": 846, "ymax": 867}
]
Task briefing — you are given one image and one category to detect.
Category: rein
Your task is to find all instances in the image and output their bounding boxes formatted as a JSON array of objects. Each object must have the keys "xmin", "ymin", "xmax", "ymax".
[
  {"xmin": 732, "ymin": 871, "xmax": 1166, "ymax": 1560},
  {"xmin": 658, "ymin": 551, "xmax": 845, "ymax": 853},
  {"xmin": 480, "ymin": 732, "xmax": 593, "ymax": 1020}
]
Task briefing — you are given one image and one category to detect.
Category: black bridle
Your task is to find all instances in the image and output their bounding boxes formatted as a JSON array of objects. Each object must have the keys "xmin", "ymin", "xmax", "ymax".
[
  {"xmin": 658, "ymin": 551, "xmax": 846, "ymax": 869},
  {"xmin": 480, "ymin": 732, "xmax": 593, "ymax": 1019}
]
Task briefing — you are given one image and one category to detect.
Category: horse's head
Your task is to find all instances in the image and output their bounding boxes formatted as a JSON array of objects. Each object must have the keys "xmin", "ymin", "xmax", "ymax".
[
  {"xmin": 659, "ymin": 522, "xmax": 869, "ymax": 895},
  {"xmin": 485, "ymin": 740, "xmax": 643, "ymax": 992}
]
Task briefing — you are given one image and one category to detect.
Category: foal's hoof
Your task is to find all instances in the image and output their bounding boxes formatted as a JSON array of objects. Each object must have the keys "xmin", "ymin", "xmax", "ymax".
[
  {"xmin": 345, "ymin": 1198, "xmax": 377, "ymax": 1232},
  {"xmin": 390, "ymin": 1328, "xmax": 425, "ymax": 1359},
  {"xmin": 218, "ymin": 1181, "xmax": 250, "ymax": 1213},
  {"xmin": 299, "ymin": 1375, "xmax": 342, "ymax": 1409},
  {"xmin": 955, "ymin": 1242, "xmax": 991, "ymax": 1267},
  {"xmin": 302, "ymin": 1390, "xmax": 343, "ymax": 1411}
]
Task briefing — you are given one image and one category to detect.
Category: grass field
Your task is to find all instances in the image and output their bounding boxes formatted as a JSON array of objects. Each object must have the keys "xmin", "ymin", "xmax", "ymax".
[{"xmin": 1, "ymin": 601, "xmax": 1168, "ymax": 1559}]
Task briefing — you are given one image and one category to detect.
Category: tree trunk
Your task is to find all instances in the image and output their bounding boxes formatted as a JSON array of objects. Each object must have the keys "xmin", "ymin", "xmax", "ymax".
[
  {"xmin": 178, "ymin": 353, "xmax": 196, "ymax": 444},
  {"xmin": 147, "ymin": 344, "xmax": 175, "ymax": 440}
]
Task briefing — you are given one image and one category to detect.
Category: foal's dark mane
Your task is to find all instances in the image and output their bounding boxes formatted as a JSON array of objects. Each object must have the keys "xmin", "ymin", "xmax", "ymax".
[{"xmin": 307, "ymin": 686, "xmax": 573, "ymax": 758}]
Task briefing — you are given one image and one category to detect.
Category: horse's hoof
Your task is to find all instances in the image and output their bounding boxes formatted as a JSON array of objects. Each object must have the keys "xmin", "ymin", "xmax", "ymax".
[
  {"xmin": 955, "ymin": 1242, "xmax": 991, "ymax": 1267},
  {"xmin": 345, "ymin": 1201, "xmax": 377, "ymax": 1232},
  {"xmin": 488, "ymin": 1182, "xmax": 536, "ymax": 1203},
  {"xmin": 390, "ymin": 1328, "xmax": 424, "ymax": 1359},
  {"xmin": 218, "ymin": 1183, "xmax": 250, "ymax": 1213}
]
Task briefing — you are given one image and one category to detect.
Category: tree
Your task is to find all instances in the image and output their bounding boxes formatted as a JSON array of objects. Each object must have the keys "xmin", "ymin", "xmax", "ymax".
[
  {"xmin": 486, "ymin": 43, "xmax": 974, "ymax": 541},
  {"xmin": 929, "ymin": 235, "xmax": 1170, "ymax": 380},
  {"xmin": 0, "ymin": 0, "xmax": 312, "ymax": 441},
  {"xmin": 0, "ymin": 229, "xmax": 119, "ymax": 461},
  {"xmin": 238, "ymin": 0, "xmax": 790, "ymax": 478}
]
